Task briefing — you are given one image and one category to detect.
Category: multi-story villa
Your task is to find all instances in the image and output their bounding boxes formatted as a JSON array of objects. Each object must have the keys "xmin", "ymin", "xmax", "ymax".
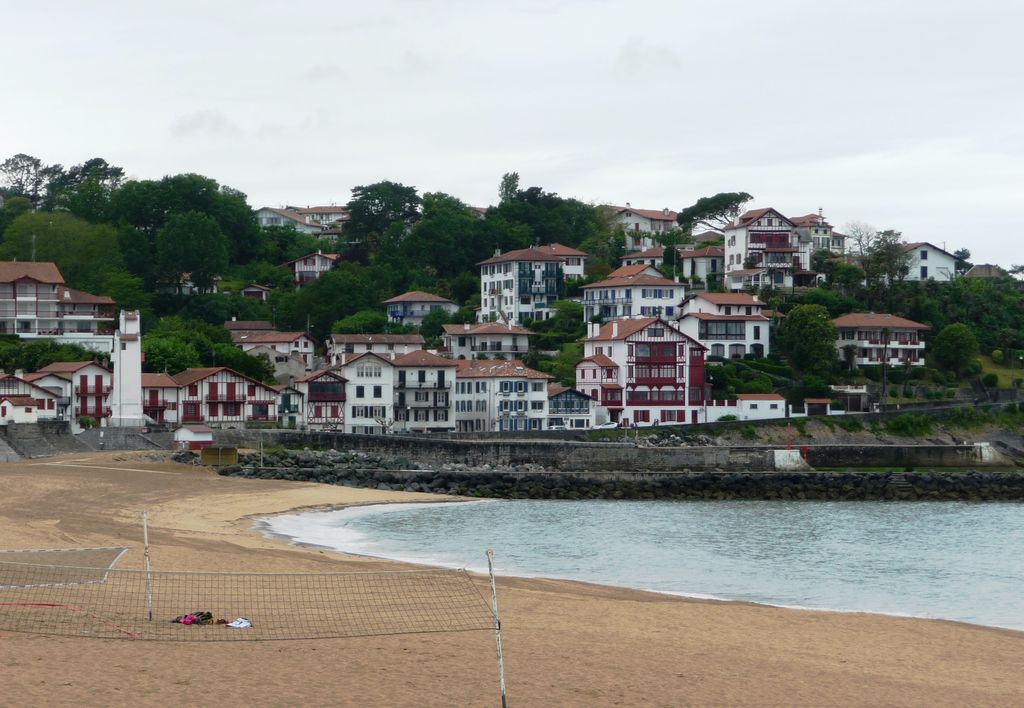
[
  {"xmin": 453, "ymin": 359, "xmax": 551, "ymax": 432},
  {"xmin": 677, "ymin": 293, "xmax": 770, "ymax": 359},
  {"xmin": 283, "ymin": 251, "xmax": 340, "ymax": 286},
  {"xmin": 334, "ymin": 353, "xmax": 395, "ymax": 434},
  {"xmin": 621, "ymin": 246, "xmax": 665, "ymax": 269},
  {"xmin": 292, "ymin": 369, "xmax": 347, "ymax": 430},
  {"xmin": 392, "ymin": 351, "xmax": 456, "ymax": 433},
  {"xmin": 442, "ymin": 323, "xmax": 533, "ymax": 360},
  {"xmin": 677, "ymin": 246, "xmax": 724, "ymax": 288},
  {"xmin": 0, "ymin": 262, "xmax": 116, "ymax": 352},
  {"xmin": 172, "ymin": 367, "xmax": 280, "ymax": 427},
  {"xmin": 326, "ymin": 333, "xmax": 424, "ymax": 365},
  {"xmin": 604, "ymin": 205, "xmax": 679, "ymax": 251},
  {"xmin": 581, "ymin": 272, "xmax": 683, "ymax": 321},
  {"xmin": 535, "ymin": 243, "xmax": 587, "ymax": 280},
  {"xmin": 832, "ymin": 313, "xmax": 929, "ymax": 368},
  {"xmin": 477, "ymin": 248, "xmax": 563, "ymax": 324},
  {"xmin": 547, "ymin": 384, "xmax": 596, "ymax": 430},
  {"xmin": 383, "ymin": 291, "xmax": 459, "ymax": 326}
]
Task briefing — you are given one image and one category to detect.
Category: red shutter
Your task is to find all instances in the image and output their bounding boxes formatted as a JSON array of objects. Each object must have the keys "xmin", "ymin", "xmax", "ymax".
[
  {"xmin": 208, "ymin": 381, "xmax": 217, "ymax": 400},
  {"xmin": 227, "ymin": 382, "xmax": 236, "ymax": 401}
]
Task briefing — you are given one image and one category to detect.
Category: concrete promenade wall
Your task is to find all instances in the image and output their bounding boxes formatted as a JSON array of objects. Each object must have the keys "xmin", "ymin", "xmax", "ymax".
[{"xmin": 213, "ymin": 429, "xmax": 1004, "ymax": 472}]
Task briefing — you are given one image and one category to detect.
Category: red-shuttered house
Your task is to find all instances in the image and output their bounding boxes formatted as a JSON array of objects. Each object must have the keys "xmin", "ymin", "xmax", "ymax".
[
  {"xmin": 142, "ymin": 373, "xmax": 181, "ymax": 425},
  {"xmin": 171, "ymin": 368, "xmax": 279, "ymax": 427},
  {"xmin": 36, "ymin": 361, "xmax": 112, "ymax": 427},
  {"xmin": 293, "ymin": 369, "xmax": 347, "ymax": 430},
  {"xmin": 576, "ymin": 318, "xmax": 708, "ymax": 427},
  {"xmin": 0, "ymin": 374, "xmax": 61, "ymax": 422}
]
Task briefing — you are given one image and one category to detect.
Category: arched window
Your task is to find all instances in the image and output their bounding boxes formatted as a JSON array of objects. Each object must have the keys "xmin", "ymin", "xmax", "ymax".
[{"xmin": 711, "ymin": 344, "xmax": 725, "ymax": 358}]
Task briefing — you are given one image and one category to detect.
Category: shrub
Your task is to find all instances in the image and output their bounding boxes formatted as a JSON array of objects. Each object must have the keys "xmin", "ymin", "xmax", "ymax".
[
  {"xmin": 885, "ymin": 414, "xmax": 933, "ymax": 437},
  {"xmin": 968, "ymin": 359, "xmax": 983, "ymax": 375},
  {"xmin": 77, "ymin": 416, "xmax": 97, "ymax": 429},
  {"xmin": 982, "ymin": 373, "xmax": 999, "ymax": 388},
  {"xmin": 992, "ymin": 349, "xmax": 1004, "ymax": 363},
  {"xmin": 740, "ymin": 425, "xmax": 758, "ymax": 440},
  {"xmin": 717, "ymin": 414, "xmax": 738, "ymax": 422},
  {"xmin": 836, "ymin": 416, "xmax": 864, "ymax": 432}
]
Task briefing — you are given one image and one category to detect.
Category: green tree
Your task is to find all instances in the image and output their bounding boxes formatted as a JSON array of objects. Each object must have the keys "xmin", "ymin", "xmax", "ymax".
[
  {"xmin": 780, "ymin": 304, "xmax": 838, "ymax": 378},
  {"xmin": 537, "ymin": 342, "xmax": 582, "ymax": 386},
  {"xmin": 142, "ymin": 336, "xmax": 201, "ymax": 374},
  {"xmin": 331, "ymin": 310, "xmax": 388, "ymax": 334},
  {"xmin": 0, "ymin": 195, "xmax": 33, "ymax": 237},
  {"xmin": 211, "ymin": 343, "xmax": 275, "ymax": 382},
  {"xmin": 155, "ymin": 211, "xmax": 229, "ymax": 292},
  {"xmin": 675, "ymin": 192, "xmax": 753, "ymax": 232},
  {"xmin": 0, "ymin": 153, "xmax": 47, "ymax": 204},
  {"xmin": 953, "ymin": 248, "xmax": 972, "ymax": 276},
  {"xmin": 498, "ymin": 172, "xmax": 519, "ymax": 205},
  {"xmin": 345, "ymin": 181, "xmax": 422, "ymax": 254},
  {"xmin": 931, "ymin": 323, "xmax": 979, "ymax": 375},
  {"xmin": 101, "ymin": 270, "xmax": 152, "ymax": 311},
  {"xmin": 419, "ymin": 308, "xmax": 452, "ymax": 340}
]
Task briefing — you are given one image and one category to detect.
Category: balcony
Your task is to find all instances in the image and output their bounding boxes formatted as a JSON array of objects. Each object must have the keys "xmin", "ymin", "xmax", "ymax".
[
  {"xmin": 629, "ymin": 355, "xmax": 678, "ymax": 364},
  {"xmin": 75, "ymin": 407, "xmax": 111, "ymax": 418},
  {"xmin": 181, "ymin": 412, "xmax": 204, "ymax": 422},
  {"xmin": 246, "ymin": 415, "xmax": 274, "ymax": 422},
  {"xmin": 207, "ymin": 393, "xmax": 247, "ymax": 402},
  {"xmin": 75, "ymin": 385, "xmax": 112, "ymax": 396},
  {"xmin": 396, "ymin": 381, "xmax": 449, "ymax": 390},
  {"xmin": 631, "ymin": 376, "xmax": 679, "ymax": 385},
  {"xmin": 279, "ymin": 405, "xmax": 301, "ymax": 414},
  {"xmin": 308, "ymin": 391, "xmax": 346, "ymax": 402},
  {"xmin": 470, "ymin": 345, "xmax": 526, "ymax": 353},
  {"xmin": 143, "ymin": 400, "xmax": 169, "ymax": 410}
]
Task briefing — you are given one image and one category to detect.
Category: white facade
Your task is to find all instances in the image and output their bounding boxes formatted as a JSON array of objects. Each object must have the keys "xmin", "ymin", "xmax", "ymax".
[
  {"xmin": 677, "ymin": 246, "xmax": 724, "ymax": 286},
  {"xmin": 454, "ymin": 360, "xmax": 551, "ymax": 432},
  {"xmin": 677, "ymin": 293, "xmax": 770, "ymax": 359},
  {"xmin": 723, "ymin": 208, "xmax": 802, "ymax": 290},
  {"xmin": 903, "ymin": 242, "xmax": 956, "ymax": 282},
  {"xmin": 621, "ymin": 246, "xmax": 665, "ymax": 268},
  {"xmin": 142, "ymin": 374, "xmax": 180, "ymax": 426},
  {"xmin": 172, "ymin": 368, "xmax": 279, "ymax": 427},
  {"xmin": 581, "ymin": 274, "xmax": 683, "ymax": 321},
  {"xmin": 256, "ymin": 207, "xmax": 322, "ymax": 235},
  {"xmin": 232, "ymin": 331, "xmax": 315, "ymax": 367},
  {"xmin": 732, "ymin": 393, "xmax": 789, "ymax": 421},
  {"xmin": 536, "ymin": 243, "xmax": 587, "ymax": 280},
  {"xmin": 384, "ymin": 291, "xmax": 459, "ymax": 326},
  {"xmin": 336, "ymin": 354, "xmax": 395, "ymax": 434},
  {"xmin": 833, "ymin": 313, "xmax": 929, "ymax": 368},
  {"xmin": 284, "ymin": 251, "xmax": 340, "ymax": 286},
  {"xmin": 477, "ymin": 248, "xmax": 564, "ymax": 325},
  {"xmin": 326, "ymin": 334, "xmax": 424, "ymax": 366},
  {"xmin": 442, "ymin": 323, "xmax": 532, "ymax": 360},
  {"xmin": 0, "ymin": 375, "xmax": 60, "ymax": 421},
  {"xmin": 392, "ymin": 351, "xmax": 456, "ymax": 433},
  {"xmin": 606, "ymin": 205, "xmax": 678, "ymax": 251},
  {"xmin": 547, "ymin": 384, "xmax": 596, "ymax": 430},
  {"xmin": 109, "ymin": 310, "xmax": 145, "ymax": 427},
  {"xmin": 0, "ymin": 396, "xmax": 39, "ymax": 424},
  {"xmin": 37, "ymin": 361, "xmax": 113, "ymax": 429}
]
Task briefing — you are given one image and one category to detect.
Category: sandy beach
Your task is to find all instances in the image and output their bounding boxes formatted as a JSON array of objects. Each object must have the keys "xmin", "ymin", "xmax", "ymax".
[{"xmin": 1, "ymin": 452, "xmax": 1022, "ymax": 706}]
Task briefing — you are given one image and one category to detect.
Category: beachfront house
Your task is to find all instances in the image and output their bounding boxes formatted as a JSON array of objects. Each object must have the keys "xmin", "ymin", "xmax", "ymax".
[
  {"xmin": 454, "ymin": 359, "xmax": 551, "ymax": 432},
  {"xmin": 0, "ymin": 374, "xmax": 61, "ymax": 423},
  {"xmin": 392, "ymin": 351, "xmax": 457, "ymax": 433},
  {"xmin": 547, "ymin": 384, "xmax": 597, "ymax": 430},
  {"xmin": 37, "ymin": 361, "xmax": 113, "ymax": 428},
  {"xmin": 334, "ymin": 353, "xmax": 396, "ymax": 434},
  {"xmin": 142, "ymin": 373, "xmax": 181, "ymax": 426},
  {"xmin": 171, "ymin": 367, "xmax": 279, "ymax": 428},
  {"xmin": 292, "ymin": 369, "xmax": 347, "ymax": 431}
]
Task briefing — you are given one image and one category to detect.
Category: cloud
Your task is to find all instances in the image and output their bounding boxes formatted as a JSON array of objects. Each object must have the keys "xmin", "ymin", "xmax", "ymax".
[{"xmin": 169, "ymin": 110, "xmax": 242, "ymax": 139}]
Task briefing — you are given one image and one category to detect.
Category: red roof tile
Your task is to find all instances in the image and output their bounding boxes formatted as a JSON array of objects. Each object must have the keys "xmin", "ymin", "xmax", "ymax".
[
  {"xmin": 441, "ymin": 323, "xmax": 532, "ymax": 336},
  {"xmin": 606, "ymin": 205, "xmax": 678, "ymax": 222},
  {"xmin": 537, "ymin": 242, "xmax": 588, "ymax": 258},
  {"xmin": 295, "ymin": 369, "xmax": 347, "ymax": 384},
  {"xmin": 391, "ymin": 350, "xmax": 457, "ymax": 367},
  {"xmin": 38, "ymin": 360, "xmax": 109, "ymax": 374},
  {"xmin": 678, "ymin": 246, "xmax": 724, "ymax": 258},
  {"xmin": 476, "ymin": 247, "xmax": 564, "ymax": 266},
  {"xmin": 0, "ymin": 261, "xmax": 65, "ymax": 284},
  {"xmin": 142, "ymin": 373, "xmax": 178, "ymax": 388},
  {"xmin": 695, "ymin": 293, "xmax": 764, "ymax": 306},
  {"xmin": 455, "ymin": 359, "xmax": 551, "ymax": 380},
  {"xmin": 578, "ymin": 353, "xmax": 617, "ymax": 367},
  {"xmin": 623, "ymin": 246, "xmax": 665, "ymax": 260},
  {"xmin": 383, "ymin": 291, "xmax": 455, "ymax": 305},
  {"xmin": 329, "ymin": 333, "xmax": 425, "ymax": 345},
  {"xmin": 580, "ymin": 274, "xmax": 678, "ymax": 289},
  {"xmin": 831, "ymin": 312, "xmax": 929, "ymax": 330}
]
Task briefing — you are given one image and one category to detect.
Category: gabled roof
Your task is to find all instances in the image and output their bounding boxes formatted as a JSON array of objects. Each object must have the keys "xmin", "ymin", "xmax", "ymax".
[
  {"xmin": 260, "ymin": 207, "xmax": 312, "ymax": 225},
  {"xmin": 731, "ymin": 208, "xmax": 791, "ymax": 229},
  {"xmin": 607, "ymin": 264, "xmax": 661, "ymax": 278},
  {"xmin": 241, "ymin": 283, "xmax": 273, "ymax": 292},
  {"xmin": 58, "ymin": 286, "xmax": 115, "ymax": 305},
  {"xmin": 224, "ymin": 320, "xmax": 274, "ymax": 331},
  {"xmin": 294, "ymin": 368, "xmax": 348, "ymax": 384},
  {"xmin": 383, "ymin": 290, "xmax": 455, "ymax": 305},
  {"xmin": 329, "ymin": 333, "xmax": 425, "ymax": 345},
  {"xmin": 0, "ymin": 261, "xmax": 65, "ymax": 284},
  {"xmin": 537, "ymin": 242, "xmax": 587, "ymax": 258},
  {"xmin": 580, "ymin": 273, "xmax": 678, "ymax": 289},
  {"xmin": 901, "ymin": 242, "xmax": 956, "ymax": 258},
  {"xmin": 789, "ymin": 213, "xmax": 830, "ymax": 228},
  {"xmin": 548, "ymin": 383, "xmax": 592, "ymax": 399},
  {"xmin": 0, "ymin": 374, "xmax": 61, "ymax": 397},
  {"xmin": 142, "ymin": 373, "xmax": 178, "ymax": 388},
  {"xmin": 282, "ymin": 251, "xmax": 341, "ymax": 266},
  {"xmin": 392, "ymin": 350, "xmax": 457, "ymax": 367},
  {"xmin": 683, "ymin": 312, "xmax": 768, "ymax": 322},
  {"xmin": 334, "ymin": 352, "xmax": 396, "ymax": 367},
  {"xmin": 441, "ymin": 323, "xmax": 532, "ymax": 336},
  {"xmin": 605, "ymin": 205, "xmax": 678, "ymax": 222},
  {"xmin": 0, "ymin": 395, "xmax": 38, "ymax": 406},
  {"xmin": 291, "ymin": 205, "xmax": 349, "ymax": 215},
  {"xmin": 678, "ymin": 246, "xmax": 724, "ymax": 258},
  {"xmin": 171, "ymin": 367, "xmax": 277, "ymax": 389},
  {"xmin": 584, "ymin": 318, "xmax": 659, "ymax": 341},
  {"xmin": 694, "ymin": 293, "xmax": 764, "ymax": 306},
  {"xmin": 455, "ymin": 359, "xmax": 551, "ymax": 380},
  {"xmin": 736, "ymin": 393, "xmax": 785, "ymax": 401},
  {"xmin": 231, "ymin": 331, "xmax": 309, "ymax": 345},
  {"xmin": 577, "ymin": 353, "xmax": 617, "ymax": 367},
  {"xmin": 831, "ymin": 312, "xmax": 929, "ymax": 330},
  {"xmin": 37, "ymin": 360, "xmax": 109, "ymax": 374},
  {"xmin": 476, "ymin": 247, "xmax": 564, "ymax": 266},
  {"xmin": 622, "ymin": 246, "xmax": 665, "ymax": 260}
]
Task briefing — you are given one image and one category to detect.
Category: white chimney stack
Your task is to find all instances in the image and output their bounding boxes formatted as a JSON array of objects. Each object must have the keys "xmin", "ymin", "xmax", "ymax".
[{"xmin": 612, "ymin": 321, "xmax": 619, "ymax": 338}]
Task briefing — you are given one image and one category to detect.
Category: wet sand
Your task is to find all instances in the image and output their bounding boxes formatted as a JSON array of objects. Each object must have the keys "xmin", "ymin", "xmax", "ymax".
[{"xmin": 1, "ymin": 452, "xmax": 1022, "ymax": 706}]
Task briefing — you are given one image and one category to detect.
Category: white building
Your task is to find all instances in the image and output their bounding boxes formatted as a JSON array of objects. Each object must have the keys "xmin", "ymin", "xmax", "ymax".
[
  {"xmin": 326, "ymin": 334, "xmax": 424, "ymax": 365},
  {"xmin": 454, "ymin": 359, "xmax": 551, "ymax": 432},
  {"xmin": 442, "ymin": 323, "xmax": 533, "ymax": 360},
  {"xmin": 383, "ymin": 291, "xmax": 459, "ymax": 327},
  {"xmin": 677, "ymin": 246, "xmax": 724, "ymax": 288},
  {"xmin": 536, "ymin": 243, "xmax": 588, "ymax": 280},
  {"xmin": 621, "ymin": 246, "xmax": 665, "ymax": 269},
  {"xmin": 255, "ymin": 207, "xmax": 322, "ymax": 235},
  {"xmin": 576, "ymin": 317, "xmax": 708, "ymax": 427},
  {"xmin": 231, "ymin": 330, "xmax": 316, "ymax": 368},
  {"xmin": 109, "ymin": 310, "xmax": 145, "ymax": 427},
  {"xmin": 241, "ymin": 284, "xmax": 272, "ymax": 301},
  {"xmin": 731, "ymin": 393, "xmax": 791, "ymax": 421},
  {"xmin": 677, "ymin": 293, "xmax": 770, "ymax": 359},
  {"xmin": 477, "ymin": 247, "xmax": 564, "ymax": 325},
  {"xmin": 790, "ymin": 211, "xmax": 845, "ymax": 255},
  {"xmin": 392, "ymin": 350, "xmax": 457, "ymax": 433},
  {"xmin": 604, "ymin": 205, "xmax": 679, "ymax": 251},
  {"xmin": 0, "ymin": 394, "xmax": 40, "ymax": 425},
  {"xmin": 832, "ymin": 312, "xmax": 929, "ymax": 368},
  {"xmin": 142, "ymin": 373, "xmax": 180, "ymax": 426},
  {"xmin": 0, "ymin": 375, "xmax": 61, "ymax": 421},
  {"xmin": 37, "ymin": 361, "xmax": 113, "ymax": 428},
  {"xmin": 283, "ymin": 251, "xmax": 340, "ymax": 286},
  {"xmin": 547, "ymin": 384, "xmax": 596, "ymax": 430},
  {"xmin": 335, "ymin": 353, "xmax": 395, "ymax": 434},
  {"xmin": 171, "ymin": 367, "xmax": 279, "ymax": 427},
  {"xmin": 581, "ymin": 273, "xmax": 683, "ymax": 321},
  {"xmin": 0, "ymin": 262, "xmax": 116, "ymax": 352},
  {"xmin": 902, "ymin": 242, "xmax": 956, "ymax": 282}
]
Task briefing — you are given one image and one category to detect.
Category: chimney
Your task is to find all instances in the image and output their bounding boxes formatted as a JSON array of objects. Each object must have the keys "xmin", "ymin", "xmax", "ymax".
[
  {"xmin": 663, "ymin": 208, "xmax": 669, "ymax": 216},
  {"xmin": 612, "ymin": 321, "xmax": 619, "ymax": 338},
  {"xmin": 231, "ymin": 316, "xmax": 237, "ymax": 322},
  {"xmin": 463, "ymin": 322, "xmax": 471, "ymax": 331},
  {"xmin": 494, "ymin": 248, "xmax": 501, "ymax": 257},
  {"xmin": 625, "ymin": 202, "xmax": 631, "ymax": 209}
]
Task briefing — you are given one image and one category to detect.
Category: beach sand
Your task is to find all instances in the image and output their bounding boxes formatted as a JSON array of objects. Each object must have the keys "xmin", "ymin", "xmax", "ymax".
[{"xmin": 1, "ymin": 452, "xmax": 1022, "ymax": 707}]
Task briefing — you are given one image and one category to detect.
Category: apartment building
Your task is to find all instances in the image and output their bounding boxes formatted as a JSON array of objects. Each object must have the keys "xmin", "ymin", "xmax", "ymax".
[
  {"xmin": 477, "ymin": 248, "xmax": 564, "ymax": 324},
  {"xmin": 832, "ymin": 312, "xmax": 929, "ymax": 367},
  {"xmin": 677, "ymin": 293, "xmax": 770, "ymax": 359},
  {"xmin": 442, "ymin": 322, "xmax": 533, "ymax": 360},
  {"xmin": 453, "ymin": 359, "xmax": 551, "ymax": 432}
]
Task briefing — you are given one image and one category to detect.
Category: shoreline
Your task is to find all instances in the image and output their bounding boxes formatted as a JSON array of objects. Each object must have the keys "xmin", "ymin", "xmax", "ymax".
[
  {"xmin": 3, "ymin": 452, "xmax": 1023, "ymax": 706},
  {"xmin": 255, "ymin": 496, "xmax": 1024, "ymax": 636}
]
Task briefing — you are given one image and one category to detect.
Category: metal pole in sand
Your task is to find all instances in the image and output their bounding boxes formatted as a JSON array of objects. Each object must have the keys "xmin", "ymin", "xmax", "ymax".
[
  {"xmin": 143, "ymin": 511, "xmax": 154, "ymax": 622},
  {"xmin": 486, "ymin": 549, "xmax": 508, "ymax": 708}
]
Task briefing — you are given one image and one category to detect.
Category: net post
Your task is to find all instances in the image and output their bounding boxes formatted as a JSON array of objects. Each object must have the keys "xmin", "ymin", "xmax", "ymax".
[
  {"xmin": 486, "ymin": 549, "xmax": 508, "ymax": 708},
  {"xmin": 143, "ymin": 511, "xmax": 154, "ymax": 622}
]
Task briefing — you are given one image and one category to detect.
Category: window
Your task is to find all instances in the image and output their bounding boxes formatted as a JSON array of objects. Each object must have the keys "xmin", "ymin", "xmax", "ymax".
[
  {"xmin": 531, "ymin": 381, "xmax": 543, "ymax": 392},
  {"xmin": 920, "ymin": 266, "xmax": 928, "ymax": 279},
  {"xmin": 750, "ymin": 403, "xmax": 758, "ymax": 410},
  {"xmin": 356, "ymin": 386, "xmax": 364, "ymax": 398},
  {"xmin": 753, "ymin": 325, "xmax": 761, "ymax": 340},
  {"xmin": 920, "ymin": 250, "xmax": 928, "ymax": 260},
  {"xmin": 373, "ymin": 385, "xmax": 382, "ymax": 398}
]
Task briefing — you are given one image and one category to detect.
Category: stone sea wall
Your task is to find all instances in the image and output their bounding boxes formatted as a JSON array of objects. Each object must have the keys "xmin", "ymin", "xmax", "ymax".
[{"xmin": 205, "ymin": 449, "xmax": 1024, "ymax": 501}]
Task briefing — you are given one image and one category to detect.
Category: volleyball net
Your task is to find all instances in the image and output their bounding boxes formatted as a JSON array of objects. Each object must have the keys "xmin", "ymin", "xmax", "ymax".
[{"xmin": 0, "ymin": 548, "xmax": 496, "ymax": 642}]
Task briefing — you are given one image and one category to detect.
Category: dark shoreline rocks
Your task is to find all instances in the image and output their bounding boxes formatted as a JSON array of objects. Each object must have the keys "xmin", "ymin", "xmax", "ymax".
[{"xmin": 211, "ymin": 448, "xmax": 1024, "ymax": 502}]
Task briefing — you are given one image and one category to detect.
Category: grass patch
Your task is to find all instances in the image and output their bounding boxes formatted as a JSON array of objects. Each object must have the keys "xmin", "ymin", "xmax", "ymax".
[
  {"xmin": 740, "ymin": 425, "xmax": 759, "ymax": 440},
  {"xmin": 885, "ymin": 414, "xmax": 934, "ymax": 437},
  {"xmin": 979, "ymin": 355, "xmax": 1024, "ymax": 389}
]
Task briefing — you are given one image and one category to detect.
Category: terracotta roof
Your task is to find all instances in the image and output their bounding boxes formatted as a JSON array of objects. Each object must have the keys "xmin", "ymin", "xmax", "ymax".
[
  {"xmin": 392, "ymin": 350, "xmax": 457, "ymax": 367},
  {"xmin": 695, "ymin": 293, "xmax": 764, "ymax": 306},
  {"xmin": 804, "ymin": 398, "xmax": 833, "ymax": 405},
  {"xmin": 142, "ymin": 373, "xmax": 178, "ymax": 388},
  {"xmin": 547, "ymin": 383, "xmax": 570, "ymax": 397},
  {"xmin": 578, "ymin": 353, "xmax": 617, "ymax": 367},
  {"xmin": 789, "ymin": 213, "xmax": 830, "ymax": 228},
  {"xmin": 295, "ymin": 369, "xmax": 347, "ymax": 384},
  {"xmin": 292, "ymin": 205, "xmax": 349, "ymax": 215},
  {"xmin": 584, "ymin": 318, "xmax": 659, "ymax": 341},
  {"xmin": 334, "ymin": 352, "xmax": 396, "ymax": 367},
  {"xmin": 537, "ymin": 242, "xmax": 587, "ymax": 258},
  {"xmin": 606, "ymin": 205, "xmax": 678, "ymax": 222},
  {"xmin": 442, "ymin": 323, "xmax": 532, "ymax": 336},
  {"xmin": 732, "ymin": 208, "xmax": 791, "ymax": 228},
  {"xmin": 455, "ymin": 359, "xmax": 551, "ymax": 380},
  {"xmin": 283, "ymin": 251, "xmax": 341, "ymax": 266},
  {"xmin": 831, "ymin": 312, "xmax": 929, "ymax": 330},
  {"xmin": 726, "ymin": 268, "xmax": 767, "ymax": 277},
  {"xmin": 623, "ymin": 246, "xmax": 665, "ymax": 260},
  {"xmin": 580, "ymin": 274, "xmax": 678, "ymax": 289},
  {"xmin": 171, "ymin": 367, "xmax": 277, "ymax": 389},
  {"xmin": 692, "ymin": 231, "xmax": 724, "ymax": 242},
  {"xmin": 329, "ymin": 333, "xmax": 425, "ymax": 345},
  {"xmin": 901, "ymin": 241, "xmax": 955, "ymax": 258},
  {"xmin": 58, "ymin": 286, "xmax": 114, "ymax": 305},
  {"xmin": 736, "ymin": 393, "xmax": 785, "ymax": 401},
  {"xmin": 383, "ymin": 291, "xmax": 455, "ymax": 305},
  {"xmin": 0, "ymin": 395, "xmax": 38, "ymax": 406},
  {"xmin": 607, "ymin": 264, "xmax": 659, "ymax": 278},
  {"xmin": 476, "ymin": 247, "xmax": 564, "ymax": 266},
  {"xmin": 0, "ymin": 261, "xmax": 65, "ymax": 284},
  {"xmin": 231, "ymin": 331, "xmax": 309, "ymax": 345},
  {"xmin": 20, "ymin": 372, "xmax": 54, "ymax": 383},
  {"xmin": 37, "ymin": 360, "xmax": 109, "ymax": 374},
  {"xmin": 678, "ymin": 246, "xmax": 724, "ymax": 258},
  {"xmin": 0, "ymin": 375, "xmax": 58, "ymax": 397},
  {"xmin": 224, "ymin": 320, "xmax": 274, "ymax": 331}
]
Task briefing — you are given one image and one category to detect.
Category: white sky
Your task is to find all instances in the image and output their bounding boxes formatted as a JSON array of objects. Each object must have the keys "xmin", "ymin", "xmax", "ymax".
[{"xmin": 2, "ymin": 0, "xmax": 1022, "ymax": 264}]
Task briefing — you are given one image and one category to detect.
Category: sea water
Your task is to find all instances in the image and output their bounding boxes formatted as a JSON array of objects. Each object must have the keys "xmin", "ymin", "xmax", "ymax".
[{"xmin": 263, "ymin": 499, "xmax": 1024, "ymax": 630}]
